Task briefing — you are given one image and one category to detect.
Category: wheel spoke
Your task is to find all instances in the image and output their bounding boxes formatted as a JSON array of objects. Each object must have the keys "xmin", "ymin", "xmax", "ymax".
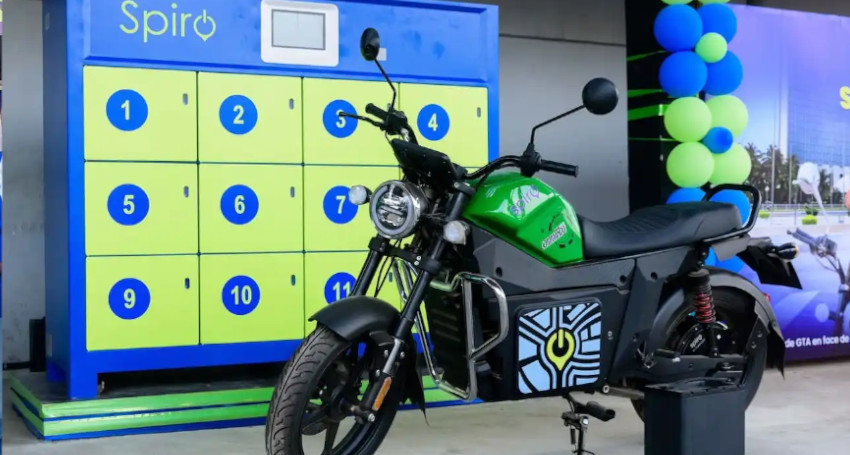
[
  {"xmin": 302, "ymin": 404, "xmax": 331, "ymax": 434},
  {"xmin": 322, "ymin": 422, "xmax": 340, "ymax": 455}
]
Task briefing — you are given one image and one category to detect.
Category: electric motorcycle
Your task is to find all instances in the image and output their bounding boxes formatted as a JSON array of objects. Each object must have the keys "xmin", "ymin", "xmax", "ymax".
[
  {"xmin": 788, "ymin": 227, "xmax": 850, "ymax": 335},
  {"xmin": 265, "ymin": 28, "xmax": 803, "ymax": 455}
]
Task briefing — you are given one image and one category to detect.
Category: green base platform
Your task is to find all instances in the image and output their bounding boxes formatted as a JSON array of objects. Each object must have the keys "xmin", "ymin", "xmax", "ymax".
[{"xmin": 9, "ymin": 371, "xmax": 470, "ymax": 441}]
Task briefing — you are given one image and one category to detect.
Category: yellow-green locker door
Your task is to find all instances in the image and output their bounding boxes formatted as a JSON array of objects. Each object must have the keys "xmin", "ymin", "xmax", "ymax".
[
  {"xmin": 86, "ymin": 255, "xmax": 199, "ymax": 351},
  {"xmin": 304, "ymin": 252, "xmax": 402, "ymax": 333},
  {"xmin": 399, "ymin": 84, "xmax": 489, "ymax": 168},
  {"xmin": 304, "ymin": 166, "xmax": 399, "ymax": 251},
  {"xmin": 303, "ymin": 78, "xmax": 398, "ymax": 165},
  {"xmin": 198, "ymin": 72, "xmax": 302, "ymax": 163},
  {"xmin": 199, "ymin": 164, "xmax": 302, "ymax": 253},
  {"xmin": 84, "ymin": 66, "xmax": 197, "ymax": 162},
  {"xmin": 200, "ymin": 253, "xmax": 304, "ymax": 344},
  {"xmin": 85, "ymin": 163, "xmax": 198, "ymax": 256}
]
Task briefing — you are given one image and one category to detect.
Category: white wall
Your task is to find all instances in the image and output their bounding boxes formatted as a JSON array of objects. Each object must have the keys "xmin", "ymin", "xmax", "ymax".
[{"xmin": 2, "ymin": 0, "xmax": 45, "ymax": 363}]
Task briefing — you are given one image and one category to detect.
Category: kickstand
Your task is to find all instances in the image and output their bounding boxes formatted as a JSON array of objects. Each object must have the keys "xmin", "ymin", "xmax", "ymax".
[{"xmin": 562, "ymin": 393, "xmax": 612, "ymax": 455}]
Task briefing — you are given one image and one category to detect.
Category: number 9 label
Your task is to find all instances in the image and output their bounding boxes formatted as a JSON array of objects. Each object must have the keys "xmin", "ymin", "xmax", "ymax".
[
  {"xmin": 108, "ymin": 184, "xmax": 150, "ymax": 226},
  {"xmin": 323, "ymin": 100, "xmax": 358, "ymax": 138},
  {"xmin": 417, "ymin": 104, "xmax": 450, "ymax": 141},
  {"xmin": 222, "ymin": 275, "xmax": 261, "ymax": 316},
  {"xmin": 220, "ymin": 185, "xmax": 259, "ymax": 225},
  {"xmin": 323, "ymin": 186, "xmax": 358, "ymax": 224},
  {"xmin": 324, "ymin": 272, "xmax": 356, "ymax": 304},
  {"xmin": 106, "ymin": 89, "xmax": 149, "ymax": 132},
  {"xmin": 109, "ymin": 278, "xmax": 151, "ymax": 320},
  {"xmin": 219, "ymin": 95, "xmax": 258, "ymax": 135}
]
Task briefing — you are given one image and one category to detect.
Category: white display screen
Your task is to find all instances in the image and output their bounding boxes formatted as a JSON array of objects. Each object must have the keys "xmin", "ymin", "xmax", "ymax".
[{"xmin": 272, "ymin": 10, "xmax": 326, "ymax": 50}]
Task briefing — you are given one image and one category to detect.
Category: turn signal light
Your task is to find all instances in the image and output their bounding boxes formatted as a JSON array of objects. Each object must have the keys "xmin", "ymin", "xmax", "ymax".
[{"xmin": 371, "ymin": 377, "xmax": 393, "ymax": 411}]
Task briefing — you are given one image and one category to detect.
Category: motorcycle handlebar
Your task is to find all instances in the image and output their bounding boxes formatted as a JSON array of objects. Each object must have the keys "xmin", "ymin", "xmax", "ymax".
[
  {"xmin": 365, "ymin": 103, "xmax": 389, "ymax": 122},
  {"xmin": 540, "ymin": 159, "xmax": 579, "ymax": 177},
  {"xmin": 788, "ymin": 228, "xmax": 817, "ymax": 247}
]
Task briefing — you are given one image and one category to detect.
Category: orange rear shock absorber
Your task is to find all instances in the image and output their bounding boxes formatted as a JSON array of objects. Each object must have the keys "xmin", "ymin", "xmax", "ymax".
[{"xmin": 687, "ymin": 268, "xmax": 720, "ymax": 357}]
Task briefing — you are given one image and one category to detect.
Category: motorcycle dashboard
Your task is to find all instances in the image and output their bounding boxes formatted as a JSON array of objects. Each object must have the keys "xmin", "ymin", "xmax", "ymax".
[{"xmin": 390, "ymin": 139, "xmax": 463, "ymax": 190}]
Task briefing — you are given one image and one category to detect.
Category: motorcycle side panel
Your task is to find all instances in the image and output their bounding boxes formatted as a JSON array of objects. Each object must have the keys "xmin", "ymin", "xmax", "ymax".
[{"xmin": 463, "ymin": 172, "xmax": 583, "ymax": 267}]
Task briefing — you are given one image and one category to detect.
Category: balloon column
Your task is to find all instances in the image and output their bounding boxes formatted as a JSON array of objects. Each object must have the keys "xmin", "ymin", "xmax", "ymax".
[{"xmin": 655, "ymin": 0, "xmax": 750, "ymax": 271}]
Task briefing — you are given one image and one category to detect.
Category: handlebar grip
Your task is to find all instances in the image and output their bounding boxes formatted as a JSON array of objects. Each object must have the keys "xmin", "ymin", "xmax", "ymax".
[
  {"xmin": 365, "ymin": 103, "xmax": 389, "ymax": 121},
  {"xmin": 788, "ymin": 228, "xmax": 817, "ymax": 246},
  {"xmin": 539, "ymin": 160, "xmax": 578, "ymax": 177}
]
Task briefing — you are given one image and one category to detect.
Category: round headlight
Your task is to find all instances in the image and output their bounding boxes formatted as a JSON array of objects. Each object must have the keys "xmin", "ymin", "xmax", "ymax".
[{"xmin": 369, "ymin": 181, "xmax": 428, "ymax": 239}]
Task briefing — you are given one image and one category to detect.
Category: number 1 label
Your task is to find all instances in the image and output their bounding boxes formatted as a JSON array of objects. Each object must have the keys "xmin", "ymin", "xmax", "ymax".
[{"xmin": 107, "ymin": 89, "xmax": 149, "ymax": 132}]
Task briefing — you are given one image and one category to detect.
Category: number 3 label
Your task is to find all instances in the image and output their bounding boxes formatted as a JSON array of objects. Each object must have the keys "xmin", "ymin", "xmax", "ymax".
[
  {"xmin": 109, "ymin": 278, "xmax": 151, "ymax": 320},
  {"xmin": 108, "ymin": 184, "xmax": 150, "ymax": 226},
  {"xmin": 106, "ymin": 89, "xmax": 149, "ymax": 132},
  {"xmin": 323, "ymin": 100, "xmax": 358, "ymax": 138},
  {"xmin": 220, "ymin": 185, "xmax": 259, "ymax": 225},
  {"xmin": 417, "ymin": 104, "xmax": 450, "ymax": 141},
  {"xmin": 220, "ymin": 95, "xmax": 258, "ymax": 135},
  {"xmin": 323, "ymin": 186, "xmax": 358, "ymax": 224}
]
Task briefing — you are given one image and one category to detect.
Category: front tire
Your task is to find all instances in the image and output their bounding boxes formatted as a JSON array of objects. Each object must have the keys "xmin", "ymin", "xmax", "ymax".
[
  {"xmin": 628, "ymin": 288, "xmax": 769, "ymax": 421},
  {"xmin": 265, "ymin": 326, "xmax": 404, "ymax": 455}
]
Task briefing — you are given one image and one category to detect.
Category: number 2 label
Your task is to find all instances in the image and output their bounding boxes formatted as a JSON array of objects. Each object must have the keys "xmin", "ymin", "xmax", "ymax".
[{"xmin": 220, "ymin": 95, "xmax": 257, "ymax": 135}]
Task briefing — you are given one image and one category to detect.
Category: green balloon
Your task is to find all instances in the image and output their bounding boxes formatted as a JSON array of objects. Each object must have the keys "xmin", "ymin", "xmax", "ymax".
[
  {"xmin": 707, "ymin": 95, "xmax": 749, "ymax": 137},
  {"xmin": 667, "ymin": 142, "xmax": 715, "ymax": 188},
  {"xmin": 701, "ymin": 0, "xmax": 731, "ymax": 3},
  {"xmin": 664, "ymin": 97, "xmax": 712, "ymax": 142},
  {"xmin": 662, "ymin": 0, "xmax": 691, "ymax": 4},
  {"xmin": 696, "ymin": 33, "xmax": 728, "ymax": 63},
  {"xmin": 710, "ymin": 143, "xmax": 752, "ymax": 185}
]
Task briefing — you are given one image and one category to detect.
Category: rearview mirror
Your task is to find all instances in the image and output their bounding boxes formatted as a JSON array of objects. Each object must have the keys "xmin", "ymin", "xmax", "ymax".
[
  {"xmin": 360, "ymin": 28, "xmax": 381, "ymax": 62},
  {"xmin": 582, "ymin": 78, "xmax": 619, "ymax": 115}
]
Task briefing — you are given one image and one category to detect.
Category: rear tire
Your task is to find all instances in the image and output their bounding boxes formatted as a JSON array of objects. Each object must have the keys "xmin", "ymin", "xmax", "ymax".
[
  {"xmin": 265, "ymin": 326, "xmax": 403, "ymax": 455},
  {"xmin": 628, "ymin": 288, "xmax": 769, "ymax": 421}
]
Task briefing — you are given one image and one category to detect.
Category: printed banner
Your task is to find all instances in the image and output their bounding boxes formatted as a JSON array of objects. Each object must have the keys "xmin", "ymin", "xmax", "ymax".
[{"xmin": 729, "ymin": 5, "xmax": 850, "ymax": 361}]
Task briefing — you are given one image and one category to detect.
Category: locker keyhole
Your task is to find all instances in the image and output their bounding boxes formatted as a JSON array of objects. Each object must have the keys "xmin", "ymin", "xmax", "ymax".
[
  {"xmin": 183, "ymin": 94, "xmax": 189, "ymax": 105},
  {"xmin": 290, "ymin": 187, "xmax": 296, "ymax": 198},
  {"xmin": 185, "ymin": 278, "xmax": 191, "ymax": 289},
  {"xmin": 184, "ymin": 186, "xmax": 190, "ymax": 197},
  {"xmin": 477, "ymin": 107, "xmax": 482, "ymax": 118},
  {"xmin": 289, "ymin": 99, "xmax": 295, "ymax": 110},
  {"xmin": 291, "ymin": 275, "xmax": 297, "ymax": 286}
]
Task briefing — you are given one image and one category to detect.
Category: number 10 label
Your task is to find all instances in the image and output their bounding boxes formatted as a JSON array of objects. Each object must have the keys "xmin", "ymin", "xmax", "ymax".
[{"xmin": 222, "ymin": 275, "xmax": 261, "ymax": 316}]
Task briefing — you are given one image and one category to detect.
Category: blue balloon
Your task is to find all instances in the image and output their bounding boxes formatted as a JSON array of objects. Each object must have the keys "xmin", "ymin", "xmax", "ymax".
[
  {"xmin": 716, "ymin": 255, "xmax": 746, "ymax": 273},
  {"xmin": 710, "ymin": 189, "xmax": 751, "ymax": 225},
  {"xmin": 654, "ymin": 5, "xmax": 704, "ymax": 52},
  {"xmin": 703, "ymin": 127, "xmax": 734, "ymax": 154},
  {"xmin": 705, "ymin": 52, "xmax": 743, "ymax": 95},
  {"xmin": 659, "ymin": 52, "xmax": 708, "ymax": 98},
  {"xmin": 699, "ymin": 4, "xmax": 738, "ymax": 42},
  {"xmin": 667, "ymin": 187, "xmax": 706, "ymax": 204}
]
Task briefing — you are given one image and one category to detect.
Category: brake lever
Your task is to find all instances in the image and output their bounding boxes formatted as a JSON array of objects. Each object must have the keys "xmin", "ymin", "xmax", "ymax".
[{"xmin": 339, "ymin": 112, "xmax": 384, "ymax": 129}]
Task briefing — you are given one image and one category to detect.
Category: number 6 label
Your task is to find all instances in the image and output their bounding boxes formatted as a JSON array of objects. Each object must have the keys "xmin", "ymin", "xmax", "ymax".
[
  {"xmin": 220, "ymin": 184, "xmax": 259, "ymax": 225},
  {"xmin": 108, "ymin": 184, "xmax": 150, "ymax": 226},
  {"xmin": 109, "ymin": 278, "xmax": 151, "ymax": 320}
]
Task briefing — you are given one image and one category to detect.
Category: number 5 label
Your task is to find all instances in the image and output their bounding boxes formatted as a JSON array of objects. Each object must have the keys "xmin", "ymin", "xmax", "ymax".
[
  {"xmin": 108, "ymin": 184, "xmax": 150, "ymax": 226},
  {"xmin": 220, "ymin": 185, "xmax": 259, "ymax": 225},
  {"xmin": 220, "ymin": 95, "xmax": 258, "ymax": 135}
]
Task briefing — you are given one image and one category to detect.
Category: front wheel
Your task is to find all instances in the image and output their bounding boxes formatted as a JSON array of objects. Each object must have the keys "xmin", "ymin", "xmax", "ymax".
[{"xmin": 265, "ymin": 326, "xmax": 405, "ymax": 455}]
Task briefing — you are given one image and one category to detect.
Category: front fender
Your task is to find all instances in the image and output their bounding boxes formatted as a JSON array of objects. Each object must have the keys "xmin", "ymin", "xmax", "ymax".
[
  {"xmin": 646, "ymin": 268, "xmax": 785, "ymax": 375},
  {"xmin": 309, "ymin": 296, "xmax": 426, "ymax": 413}
]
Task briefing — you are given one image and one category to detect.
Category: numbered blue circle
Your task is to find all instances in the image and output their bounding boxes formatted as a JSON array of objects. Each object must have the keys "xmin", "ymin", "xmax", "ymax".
[
  {"xmin": 222, "ymin": 276, "xmax": 261, "ymax": 316},
  {"xmin": 108, "ymin": 278, "xmax": 151, "ymax": 320},
  {"xmin": 107, "ymin": 184, "xmax": 150, "ymax": 226},
  {"xmin": 323, "ymin": 185, "xmax": 358, "ymax": 224},
  {"xmin": 219, "ymin": 95, "xmax": 258, "ymax": 135},
  {"xmin": 220, "ymin": 185, "xmax": 259, "ymax": 225},
  {"xmin": 106, "ymin": 89, "xmax": 148, "ymax": 131},
  {"xmin": 323, "ymin": 100, "xmax": 358, "ymax": 138},
  {"xmin": 417, "ymin": 104, "xmax": 450, "ymax": 141},
  {"xmin": 324, "ymin": 272, "xmax": 357, "ymax": 304}
]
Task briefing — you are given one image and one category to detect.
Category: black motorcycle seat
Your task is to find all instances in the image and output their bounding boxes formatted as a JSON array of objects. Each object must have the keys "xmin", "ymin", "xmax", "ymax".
[{"xmin": 579, "ymin": 201, "xmax": 742, "ymax": 259}]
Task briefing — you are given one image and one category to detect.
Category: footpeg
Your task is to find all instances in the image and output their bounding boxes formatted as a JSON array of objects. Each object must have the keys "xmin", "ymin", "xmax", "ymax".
[{"xmin": 563, "ymin": 394, "xmax": 616, "ymax": 454}]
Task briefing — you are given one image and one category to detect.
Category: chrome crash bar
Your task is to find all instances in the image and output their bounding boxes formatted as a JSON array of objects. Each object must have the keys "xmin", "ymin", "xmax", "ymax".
[{"xmin": 391, "ymin": 259, "xmax": 508, "ymax": 402}]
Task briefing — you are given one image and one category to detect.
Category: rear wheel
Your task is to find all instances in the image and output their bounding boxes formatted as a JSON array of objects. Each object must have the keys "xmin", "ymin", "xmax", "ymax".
[
  {"xmin": 265, "ymin": 326, "xmax": 405, "ymax": 455},
  {"xmin": 628, "ymin": 288, "xmax": 768, "ymax": 421}
]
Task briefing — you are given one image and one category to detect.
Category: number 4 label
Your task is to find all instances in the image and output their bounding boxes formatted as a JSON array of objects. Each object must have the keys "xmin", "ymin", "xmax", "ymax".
[{"xmin": 417, "ymin": 104, "xmax": 450, "ymax": 141}]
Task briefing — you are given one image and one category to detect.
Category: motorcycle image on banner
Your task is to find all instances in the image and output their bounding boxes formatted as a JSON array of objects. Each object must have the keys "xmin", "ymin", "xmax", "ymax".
[{"xmin": 265, "ymin": 28, "xmax": 803, "ymax": 455}]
